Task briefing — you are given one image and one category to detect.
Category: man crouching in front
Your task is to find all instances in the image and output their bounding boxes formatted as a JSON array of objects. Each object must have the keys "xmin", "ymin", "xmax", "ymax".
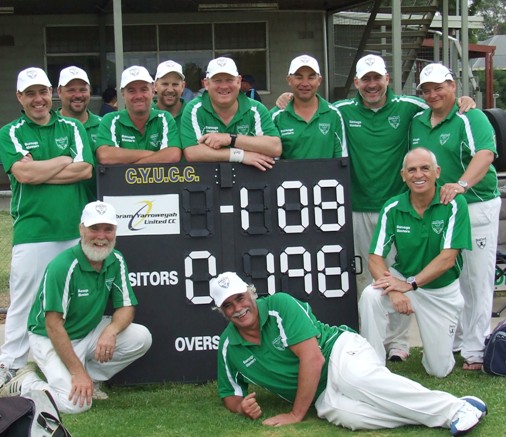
[{"xmin": 0, "ymin": 201, "xmax": 152, "ymax": 413}]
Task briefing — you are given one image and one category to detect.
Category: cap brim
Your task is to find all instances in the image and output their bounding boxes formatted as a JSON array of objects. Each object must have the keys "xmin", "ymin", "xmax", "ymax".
[
  {"xmin": 18, "ymin": 82, "xmax": 52, "ymax": 92},
  {"xmin": 356, "ymin": 69, "xmax": 387, "ymax": 79},
  {"xmin": 82, "ymin": 219, "xmax": 118, "ymax": 227},
  {"xmin": 207, "ymin": 71, "xmax": 238, "ymax": 79},
  {"xmin": 156, "ymin": 71, "xmax": 185, "ymax": 81},
  {"xmin": 216, "ymin": 290, "xmax": 247, "ymax": 307}
]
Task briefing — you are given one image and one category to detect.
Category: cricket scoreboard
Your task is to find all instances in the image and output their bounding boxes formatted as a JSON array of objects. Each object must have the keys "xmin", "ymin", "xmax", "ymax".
[{"xmin": 97, "ymin": 159, "xmax": 358, "ymax": 384}]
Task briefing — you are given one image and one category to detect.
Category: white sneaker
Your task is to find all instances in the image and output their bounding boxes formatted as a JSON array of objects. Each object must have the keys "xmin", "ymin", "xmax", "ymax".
[
  {"xmin": 0, "ymin": 363, "xmax": 16, "ymax": 388},
  {"xmin": 388, "ymin": 349, "xmax": 409, "ymax": 362},
  {"xmin": 450, "ymin": 398, "xmax": 486, "ymax": 436},
  {"xmin": 93, "ymin": 382, "xmax": 109, "ymax": 400},
  {"xmin": 0, "ymin": 363, "xmax": 37, "ymax": 397}
]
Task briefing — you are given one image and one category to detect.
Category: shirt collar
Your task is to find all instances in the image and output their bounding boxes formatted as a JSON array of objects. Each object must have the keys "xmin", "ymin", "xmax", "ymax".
[
  {"xmin": 285, "ymin": 94, "xmax": 330, "ymax": 118},
  {"xmin": 201, "ymin": 90, "xmax": 252, "ymax": 118},
  {"xmin": 21, "ymin": 109, "xmax": 57, "ymax": 126},
  {"xmin": 396, "ymin": 185, "xmax": 441, "ymax": 214},
  {"xmin": 117, "ymin": 107, "xmax": 158, "ymax": 128},
  {"xmin": 418, "ymin": 102, "xmax": 459, "ymax": 127}
]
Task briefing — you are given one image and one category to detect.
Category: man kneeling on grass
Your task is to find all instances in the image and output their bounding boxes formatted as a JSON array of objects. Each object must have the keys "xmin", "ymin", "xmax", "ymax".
[
  {"xmin": 210, "ymin": 271, "xmax": 487, "ymax": 435},
  {"xmin": 0, "ymin": 201, "xmax": 152, "ymax": 414}
]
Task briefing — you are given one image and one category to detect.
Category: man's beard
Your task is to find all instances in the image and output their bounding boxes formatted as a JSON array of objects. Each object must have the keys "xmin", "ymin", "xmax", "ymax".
[{"xmin": 81, "ymin": 238, "xmax": 115, "ymax": 262}]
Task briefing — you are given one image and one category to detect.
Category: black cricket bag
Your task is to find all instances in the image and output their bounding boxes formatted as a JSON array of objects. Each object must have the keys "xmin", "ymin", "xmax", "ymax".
[
  {"xmin": 483, "ymin": 319, "xmax": 506, "ymax": 376},
  {"xmin": 0, "ymin": 389, "xmax": 72, "ymax": 436}
]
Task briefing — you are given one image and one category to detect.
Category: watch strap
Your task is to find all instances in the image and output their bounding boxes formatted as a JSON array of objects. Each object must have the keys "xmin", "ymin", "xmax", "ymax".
[{"xmin": 229, "ymin": 133, "xmax": 237, "ymax": 148}]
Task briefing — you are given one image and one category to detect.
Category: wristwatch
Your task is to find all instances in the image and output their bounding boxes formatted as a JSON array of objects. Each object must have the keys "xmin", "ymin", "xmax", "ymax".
[
  {"xmin": 229, "ymin": 133, "xmax": 238, "ymax": 148},
  {"xmin": 457, "ymin": 180, "xmax": 469, "ymax": 192},
  {"xmin": 406, "ymin": 276, "xmax": 418, "ymax": 290}
]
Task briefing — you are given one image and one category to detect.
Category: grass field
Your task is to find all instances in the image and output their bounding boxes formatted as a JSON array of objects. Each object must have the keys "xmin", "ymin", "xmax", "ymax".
[
  {"xmin": 0, "ymin": 211, "xmax": 11, "ymax": 297},
  {"xmin": 0, "ymin": 211, "xmax": 503, "ymax": 436},
  {"xmin": 60, "ymin": 349, "xmax": 504, "ymax": 437}
]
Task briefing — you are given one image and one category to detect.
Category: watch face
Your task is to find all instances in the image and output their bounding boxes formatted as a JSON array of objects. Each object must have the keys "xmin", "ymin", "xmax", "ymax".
[
  {"xmin": 458, "ymin": 180, "xmax": 468, "ymax": 188},
  {"xmin": 407, "ymin": 276, "xmax": 415, "ymax": 283}
]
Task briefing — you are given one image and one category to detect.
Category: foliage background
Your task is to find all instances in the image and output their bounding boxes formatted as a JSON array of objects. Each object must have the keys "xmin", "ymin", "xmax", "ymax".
[{"xmin": 476, "ymin": 70, "xmax": 506, "ymax": 109}]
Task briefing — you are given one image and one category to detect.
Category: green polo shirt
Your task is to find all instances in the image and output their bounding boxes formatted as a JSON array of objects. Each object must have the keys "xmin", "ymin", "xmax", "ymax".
[
  {"xmin": 217, "ymin": 293, "xmax": 355, "ymax": 402},
  {"xmin": 369, "ymin": 186, "xmax": 471, "ymax": 288},
  {"xmin": 96, "ymin": 108, "xmax": 181, "ymax": 153},
  {"xmin": 0, "ymin": 110, "xmax": 93, "ymax": 245},
  {"xmin": 180, "ymin": 91, "xmax": 280, "ymax": 148},
  {"xmin": 28, "ymin": 243, "xmax": 138, "ymax": 340},
  {"xmin": 81, "ymin": 110, "xmax": 101, "ymax": 152},
  {"xmin": 57, "ymin": 108, "xmax": 100, "ymax": 201},
  {"xmin": 333, "ymin": 88, "xmax": 428, "ymax": 212},
  {"xmin": 270, "ymin": 94, "xmax": 347, "ymax": 159},
  {"xmin": 82, "ymin": 110, "xmax": 101, "ymax": 200},
  {"xmin": 410, "ymin": 104, "xmax": 499, "ymax": 204},
  {"xmin": 152, "ymin": 99, "xmax": 187, "ymax": 130}
]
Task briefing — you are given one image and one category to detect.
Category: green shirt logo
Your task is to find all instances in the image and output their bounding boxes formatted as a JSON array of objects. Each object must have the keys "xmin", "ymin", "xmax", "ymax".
[
  {"xmin": 106, "ymin": 277, "xmax": 114, "ymax": 290},
  {"xmin": 318, "ymin": 123, "xmax": 330, "ymax": 135},
  {"xmin": 431, "ymin": 220, "xmax": 444, "ymax": 234},
  {"xmin": 237, "ymin": 125, "xmax": 250, "ymax": 135},
  {"xmin": 440, "ymin": 133, "xmax": 450, "ymax": 145},
  {"xmin": 388, "ymin": 116, "xmax": 400, "ymax": 129},
  {"xmin": 149, "ymin": 133, "xmax": 161, "ymax": 148},
  {"xmin": 272, "ymin": 335, "xmax": 286, "ymax": 351},
  {"xmin": 55, "ymin": 137, "xmax": 69, "ymax": 150}
]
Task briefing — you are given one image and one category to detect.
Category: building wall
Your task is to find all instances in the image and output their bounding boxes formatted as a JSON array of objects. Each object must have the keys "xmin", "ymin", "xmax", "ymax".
[{"xmin": 0, "ymin": 11, "xmax": 326, "ymax": 126}]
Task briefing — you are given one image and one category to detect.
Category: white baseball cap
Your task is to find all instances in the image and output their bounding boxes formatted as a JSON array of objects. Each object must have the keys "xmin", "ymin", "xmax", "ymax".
[
  {"xmin": 417, "ymin": 63, "xmax": 454, "ymax": 90},
  {"xmin": 155, "ymin": 60, "xmax": 185, "ymax": 81},
  {"xmin": 81, "ymin": 201, "xmax": 118, "ymax": 227},
  {"xmin": 210, "ymin": 272, "xmax": 248, "ymax": 307},
  {"xmin": 288, "ymin": 55, "xmax": 320, "ymax": 75},
  {"xmin": 17, "ymin": 67, "xmax": 52, "ymax": 92},
  {"xmin": 120, "ymin": 66, "xmax": 154, "ymax": 89},
  {"xmin": 355, "ymin": 55, "xmax": 387, "ymax": 79},
  {"xmin": 206, "ymin": 57, "xmax": 239, "ymax": 79},
  {"xmin": 58, "ymin": 66, "xmax": 90, "ymax": 87}
]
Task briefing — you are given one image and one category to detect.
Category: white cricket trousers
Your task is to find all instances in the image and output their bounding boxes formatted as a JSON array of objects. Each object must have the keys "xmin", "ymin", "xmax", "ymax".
[
  {"xmin": 0, "ymin": 240, "xmax": 78, "ymax": 369},
  {"xmin": 359, "ymin": 279, "xmax": 464, "ymax": 377},
  {"xmin": 352, "ymin": 212, "xmax": 410, "ymax": 354},
  {"xmin": 315, "ymin": 331, "xmax": 465, "ymax": 430},
  {"xmin": 455, "ymin": 197, "xmax": 500, "ymax": 363},
  {"xmin": 23, "ymin": 317, "xmax": 152, "ymax": 414}
]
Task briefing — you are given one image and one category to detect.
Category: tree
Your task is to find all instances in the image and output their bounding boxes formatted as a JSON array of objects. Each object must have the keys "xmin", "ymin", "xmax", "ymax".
[
  {"xmin": 476, "ymin": 70, "xmax": 506, "ymax": 109},
  {"xmin": 470, "ymin": 0, "xmax": 506, "ymax": 39}
]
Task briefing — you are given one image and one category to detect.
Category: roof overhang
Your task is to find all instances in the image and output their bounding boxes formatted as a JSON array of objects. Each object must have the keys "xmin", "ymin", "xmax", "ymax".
[
  {"xmin": 1, "ymin": 0, "xmax": 372, "ymax": 15},
  {"xmin": 422, "ymin": 38, "xmax": 496, "ymax": 60}
]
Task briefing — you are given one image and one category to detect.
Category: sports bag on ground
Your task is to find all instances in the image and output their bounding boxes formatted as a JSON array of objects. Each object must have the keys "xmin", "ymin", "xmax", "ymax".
[
  {"xmin": 483, "ymin": 319, "xmax": 506, "ymax": 376},
  {"xmin": 0, "ymin": 389, "xmax": 72, "ymax": 436}
]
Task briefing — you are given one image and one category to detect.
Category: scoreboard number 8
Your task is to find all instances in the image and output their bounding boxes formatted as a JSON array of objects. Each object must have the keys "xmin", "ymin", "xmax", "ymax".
[{"xmin": 185, "ymin": 179, "xmax": 350, "ymax": 303}]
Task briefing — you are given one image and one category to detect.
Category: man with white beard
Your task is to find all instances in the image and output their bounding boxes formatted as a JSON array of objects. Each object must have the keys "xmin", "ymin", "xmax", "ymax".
[{"xmin": 0, "ymin": 201, "xmax": 152, "ymax": 414}]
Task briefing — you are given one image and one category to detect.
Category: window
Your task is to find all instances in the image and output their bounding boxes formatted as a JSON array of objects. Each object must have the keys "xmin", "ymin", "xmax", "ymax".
[
  {"xmin": 45, "ymin": 21, "xmax": 268, "ymax": 95},
  {"xmin": 45, "ymin": 27, "xmax": 102, "ymax": 94}
]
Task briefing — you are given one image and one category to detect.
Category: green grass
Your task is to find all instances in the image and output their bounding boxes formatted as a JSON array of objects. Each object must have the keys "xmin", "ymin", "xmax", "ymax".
[
  {"xmin": 62, "ymin": 350, "xmax": 505, "ymax": 437},
  {"xmin": 0, "ymin": 212, "xmax": 502, "ymax": 435},
  {"xmin": 0, "ymin": 211, "xmax": 11, "ymax": 295}
]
